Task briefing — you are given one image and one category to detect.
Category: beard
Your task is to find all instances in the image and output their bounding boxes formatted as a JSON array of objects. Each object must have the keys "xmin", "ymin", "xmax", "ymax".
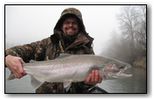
[
  {"xmin": 62, "ymin": 31, "xmax": 78, "ymax": 46},
  {"xmin": 63, "ymin": 27, "xmax": 78, "ymax": 40},
  {"xmin": 63, "ymin": 32, "xmax": 78, "ymax": 42}
]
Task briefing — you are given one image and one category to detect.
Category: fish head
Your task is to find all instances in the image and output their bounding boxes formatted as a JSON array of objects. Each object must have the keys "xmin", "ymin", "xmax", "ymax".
[{"xmin": 101, "ymin": 62, "xmax": 132, "ymax": 79}]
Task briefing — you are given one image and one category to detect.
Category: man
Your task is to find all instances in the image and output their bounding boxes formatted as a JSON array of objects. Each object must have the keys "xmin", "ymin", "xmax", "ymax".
[{"xmin": 5, "ymin": 8, "xmax": 104, "ymax": 93}]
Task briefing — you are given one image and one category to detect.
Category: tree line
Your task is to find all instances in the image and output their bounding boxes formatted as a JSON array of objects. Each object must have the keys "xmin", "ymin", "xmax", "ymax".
[{"xmin": 102, "ymin": 6, "xmax": 146, "ymax": 68}]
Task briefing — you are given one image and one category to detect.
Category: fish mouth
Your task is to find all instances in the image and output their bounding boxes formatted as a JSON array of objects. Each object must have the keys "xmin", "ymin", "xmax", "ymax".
[
  {"xmin": 102, "ymin": 64, "xmax": 132, "ymax": 79},
  {"xmin": 119, "ymin": 63, "xmax": 132, "ymax": 72},
  {"xmin": 115, "ymin": 64, "xmax": 132, "ymax": 78}
]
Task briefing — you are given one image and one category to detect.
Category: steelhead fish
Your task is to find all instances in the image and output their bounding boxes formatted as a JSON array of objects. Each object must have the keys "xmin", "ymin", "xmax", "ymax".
[{"xmin": 8, "ymin": 54, "xmax": 132, "ymax": 89}]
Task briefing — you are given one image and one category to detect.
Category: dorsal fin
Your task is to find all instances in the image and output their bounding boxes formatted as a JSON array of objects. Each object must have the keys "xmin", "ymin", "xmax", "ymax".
[
  {"xmin": 57, "ymin": 53, "xmax": 71, "ymax": 59},
  {"xmin": 29, "ymin": 60, "xmax": 37, "ymax": 63}
]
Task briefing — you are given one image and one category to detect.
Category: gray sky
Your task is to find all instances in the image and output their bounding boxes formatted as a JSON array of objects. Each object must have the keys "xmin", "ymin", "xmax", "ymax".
[{"xmin": 6, "ymin": 5, "xmax": 121, "ymax": 54}]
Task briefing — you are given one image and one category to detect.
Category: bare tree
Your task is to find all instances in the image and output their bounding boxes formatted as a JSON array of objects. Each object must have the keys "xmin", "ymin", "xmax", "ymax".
[
  {"xmin": 118, "ymin": 6, "xmax": 146, "ymax": 62},
  {"xmin": 102, "ymin": 6, "xmax": 146, "ymax": 65},
  {"xmin": 102, "ymin": 6, "xmax": 147, "ymax": 64}
]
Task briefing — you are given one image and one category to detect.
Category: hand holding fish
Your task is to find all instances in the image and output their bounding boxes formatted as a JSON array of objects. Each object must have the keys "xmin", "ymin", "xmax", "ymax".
[
  {"xmin": 84, "ymin": 69, "xmax": 102, "ymax": 85},
  {"xmin": 5, "ymin": 55, "xmax": 26, "ymax": 79}
]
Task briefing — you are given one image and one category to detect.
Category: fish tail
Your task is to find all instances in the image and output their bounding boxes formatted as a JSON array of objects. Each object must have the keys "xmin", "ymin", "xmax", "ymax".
[{"xmin": 7, "ymin": 73, "xmax": 16, "ymax": 80}]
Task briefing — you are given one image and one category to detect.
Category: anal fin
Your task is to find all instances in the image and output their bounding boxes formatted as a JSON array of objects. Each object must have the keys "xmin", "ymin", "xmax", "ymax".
[
  {"xmin": 31, "ymin": 75, "xmax": 42, "ymax": 89},
  {"xmin": 63, "ymin": 81, "xmax": 72, "ymax": 92}
]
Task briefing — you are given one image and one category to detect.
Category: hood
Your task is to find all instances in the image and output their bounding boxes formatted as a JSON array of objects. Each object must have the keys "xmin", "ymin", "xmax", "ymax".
[
  {"xmin": 50, "ymin": 8, "xmax": 94, "ymax": 50},
  {"xmin": 54, "ymin": 7, "xmax": 86, "ymax": 33}
]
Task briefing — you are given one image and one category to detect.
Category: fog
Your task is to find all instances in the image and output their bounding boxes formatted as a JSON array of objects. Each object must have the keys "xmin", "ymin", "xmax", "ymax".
[
  {"xmin": 5, "ymin": 5, "xmax": 121, "ymax": 55},
  {"xmin": 5, "ymin": 5, "xmax": 147, "ymax": 93}
]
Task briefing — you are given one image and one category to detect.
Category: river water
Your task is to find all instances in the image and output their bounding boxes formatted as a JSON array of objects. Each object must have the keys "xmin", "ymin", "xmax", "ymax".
[
  {"xmin": 5, "ymin": 67, "xmax": 146, "ymax": 93},
  {"xmin": 98, "ymin": 67, "xmax": 147, "ymax": 93}
]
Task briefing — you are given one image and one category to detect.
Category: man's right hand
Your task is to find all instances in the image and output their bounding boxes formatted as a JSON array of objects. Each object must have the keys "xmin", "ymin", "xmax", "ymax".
[{"xmin": 5, "ymin": 55, "xmax": 26, "ymax": 79}]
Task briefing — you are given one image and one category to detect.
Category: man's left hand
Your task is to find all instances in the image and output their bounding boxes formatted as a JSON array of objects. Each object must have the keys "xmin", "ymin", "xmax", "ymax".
[{"xmin": 84, "ymin": 69, "xmax": 102, "ymax": 85}]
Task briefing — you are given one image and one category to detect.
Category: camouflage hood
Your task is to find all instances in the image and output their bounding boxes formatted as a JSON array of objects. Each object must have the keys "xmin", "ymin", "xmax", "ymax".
[
  {"xmin": 51, "ymin": 8, "xmax": 93, "ymax": 48},
  {"xmin": 54, "ymin": 7, "xmax": 86, "ymax": 33}
]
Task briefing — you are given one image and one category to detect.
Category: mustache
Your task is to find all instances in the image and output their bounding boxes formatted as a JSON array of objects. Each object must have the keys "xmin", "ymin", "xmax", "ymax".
[{"xmin": 65, "ymin": 27, "xmax": 77, "ymax": 30}]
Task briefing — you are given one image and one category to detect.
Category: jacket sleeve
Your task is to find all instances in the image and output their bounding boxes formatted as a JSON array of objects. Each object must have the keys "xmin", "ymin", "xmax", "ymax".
[{"xmin": 5, "ymin": 37, "xmax": 51, "ymax": 62}]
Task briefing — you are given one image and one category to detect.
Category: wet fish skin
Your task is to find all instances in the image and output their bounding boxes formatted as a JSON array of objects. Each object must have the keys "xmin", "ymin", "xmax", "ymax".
[{"xmin": 8, "ymin": 54, "xmax": 132, "ymax": 88}]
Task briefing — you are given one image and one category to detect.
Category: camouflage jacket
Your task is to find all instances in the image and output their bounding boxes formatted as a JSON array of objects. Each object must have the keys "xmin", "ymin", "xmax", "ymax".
[
  {"xmin": 5, "ymin": 8, "xmax": 95, "ymax": 93},
  {"xmin": 5, "ymin": 33, "xmax": 95, "ymax": 94}
]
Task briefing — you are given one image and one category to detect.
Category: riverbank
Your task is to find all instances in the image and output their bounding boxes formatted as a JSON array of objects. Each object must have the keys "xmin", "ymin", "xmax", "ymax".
[{"xmin": 133, "ymin": 56, "xmax": 146, "ymax": 69}]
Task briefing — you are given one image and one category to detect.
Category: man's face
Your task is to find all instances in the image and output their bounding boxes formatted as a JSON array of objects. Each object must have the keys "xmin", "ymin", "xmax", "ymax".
[{"xmin": 62, "ymin": 17, "xmax": 79, "ymax": 36}]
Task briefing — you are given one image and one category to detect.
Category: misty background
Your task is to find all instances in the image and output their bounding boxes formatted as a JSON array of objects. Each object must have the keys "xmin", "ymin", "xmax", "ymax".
[
  {"xmin": 6, "ymin": 5, "xmax": 120, "ymax": 54},
  {"xmin": 5, "ymin": 5, "xmax": 146, "ymax": 93}
]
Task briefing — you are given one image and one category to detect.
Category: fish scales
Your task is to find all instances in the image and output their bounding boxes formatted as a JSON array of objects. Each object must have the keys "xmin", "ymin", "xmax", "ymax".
[{"xmin": 24, "ymin": 55, "xmax": 98, "ymax": 82}]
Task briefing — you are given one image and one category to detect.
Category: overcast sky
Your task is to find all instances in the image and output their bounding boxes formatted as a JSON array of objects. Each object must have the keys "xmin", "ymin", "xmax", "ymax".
[{"xmin": 6, "ymin": 5, "xmax": 121, "ymax": 55}]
